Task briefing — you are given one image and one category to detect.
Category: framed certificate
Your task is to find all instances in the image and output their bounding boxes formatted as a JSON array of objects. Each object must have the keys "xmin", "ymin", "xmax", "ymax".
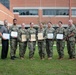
[
  {"xmin": 38, "ymin": 33, "xmax": 44, "ymax": 40},
  {"xmin": 47, "ymin": 33, "xmax": 53, "ymax": 39},
  {"xmin": 56, "ymin": 34, "xmax": 63, "ymax": 39},
  {"xmin": 3, "ymin": 33, "xmax": 10, "ymax": 39},
  {"xmin": 21, "ymin": 35, "xmax": 26, "ymax": 42},
  {"xmin": 30, "ymin": 34, "xmax": 36, "ymax": 41},
  {"xmin": 11, "ymin": 31, "xmax": 18, "ymax": 37}
]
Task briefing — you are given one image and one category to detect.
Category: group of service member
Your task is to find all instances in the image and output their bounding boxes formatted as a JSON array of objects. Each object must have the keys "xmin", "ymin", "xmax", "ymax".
[{"xmin": 0, "ymin": 19, "xmax": 76, "ymax": 60}]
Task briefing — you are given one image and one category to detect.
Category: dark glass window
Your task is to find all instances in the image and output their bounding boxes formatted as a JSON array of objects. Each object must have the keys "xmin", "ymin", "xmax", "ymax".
[
  {"xmin": 13, "ymin": 9, "xmax": 38, "ymax": 16},
  {"xmin": 43, "ymin": 9, "xmax": 69, "ymax": 16},
  {"xmin": 0, "ymin": 0, "xmax": 9, "ymax": 9},
  {"xmin": 72, "ymin": 9, "xmax": 76, "ymax": 15}
]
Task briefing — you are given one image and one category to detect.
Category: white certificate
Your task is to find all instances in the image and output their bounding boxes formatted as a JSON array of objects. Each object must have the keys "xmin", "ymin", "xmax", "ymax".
[
  {"xmin": 56, "ymin": 34, "xmax": 63, "ymax": 39},
  {"xmin": 30, "ymin": 34, "xmax": 36, "ymax": 41},
  {"xmin": 47, "ymin": 33, "xmax": 54, "ymax": 39},
  {"xmin": 3, "ymin": 33, "xmax": 10, "ymax": 39},
  {"xmin": 21, "ymin": 35, "xmax": 26, "ymax": 42},
  {"xmin": 11, "ymin": 31, "xmax": 18, "ymax": 37},
  {"xmin": 38, "ymin": 33, "xmax": 44, "ymax": 40}
]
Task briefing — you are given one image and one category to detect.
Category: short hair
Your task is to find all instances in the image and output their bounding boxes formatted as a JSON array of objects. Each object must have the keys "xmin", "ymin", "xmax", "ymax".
[
  {"xmin": 13, "ymin": 18, "xmax": 17, "ymax": 22},
  {"xmin": 68, "ymin": 19, "xmax": 73, "ymax": 23},
  {"xmin": 47, "ymin": 21, "xmax": 52, "ymax": 24},
  {"xmin": 58, "ymin": 21, "xmax": 63, "ymax": 24},
  {"xmin": 30, "ymin": 22, "xmax": 34, "ymax": 25},
  {"xmin": 39, "ymin": 22, "xmax": 43, "ymax": 25}
]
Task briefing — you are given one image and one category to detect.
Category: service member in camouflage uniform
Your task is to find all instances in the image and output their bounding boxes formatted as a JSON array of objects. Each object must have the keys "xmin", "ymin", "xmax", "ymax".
[
  {"xmin": 56, "ymin": 21, "xmax": 66, "ymax": 59},
  {"xmin": 74, "ymin": 24, "xmax": 76, "ymax": 43},
  {"xmin": 37, "ymin": 22, "xmax": 46, "ymax": 60},
  {"xmin": 45, "ymin": 22, "xmax": 55, "ymax": 60},
  {"xmin": 66, "ymin": 20, "xmax": 76, "ymax": 59},
  {"xmin": 18, "ymin": 23, "xmax": 27, "ymax": 59},
  {"xmin": 27, "ymin": 22, "xmax": 36, "ymax": 60},
  {"xmin": 9, "ymin": 19, "xmax": 18, "ymax": 60}
]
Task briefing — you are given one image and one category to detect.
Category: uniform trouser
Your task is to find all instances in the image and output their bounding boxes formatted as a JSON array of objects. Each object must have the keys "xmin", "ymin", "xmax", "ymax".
[
  {"xmin": 1, "ymin": 39, "xmax": 9, "ymax": 59},
  {"xmin": 46, "ymin": 39, "xmax": 54, "ymax": 58},
  {"xmin": 38, "ymin": 40, "xmax": 46, "ymax": 59},
  {"xmin": 56, "ymin": 40, "xmax": 65, "ymax": 58},
  {"xmin": 19, "ymin": 42, "xmax": 27, "ymax": 57},
  {"xmin": 10, "ymin": 39, "xmax": 18, "ymax": 57},
  {"xmin": 28, "ymin": 41, "xmax": 36, "ymax": 58},
  {"xmin": 67, "ymin": 41, "xmax": 75, "ymax": 58}
]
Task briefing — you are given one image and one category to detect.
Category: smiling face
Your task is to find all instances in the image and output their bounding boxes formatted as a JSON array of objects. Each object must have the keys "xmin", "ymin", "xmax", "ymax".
[
  {"xmin": 47, "ymin": 22, "xmax": 52, "ymax": 28},
  {"xmin": 58, "ymin": 22, "xmax": 62, "ymax": 27},
  {"xmin": 13, "ymin": 19, "xmax": 17, "ymax": 25},
  {"xmin": 4, "ymin": 20, "xmax": 8, "ymax": 26},
  {"xmin": 39, "ymin": 23, "xmax": 43, "ymax": 29},
  {"xmin": 21, "ymin": 23, "xmax": 25, "ymax": 29},
  {"xmin": 68, "ymin": 20, "xmax": 73, "ymax": 27},
  {"xmin": 30, "ymin": 22, "xmax": 34, "ymax": 28}
]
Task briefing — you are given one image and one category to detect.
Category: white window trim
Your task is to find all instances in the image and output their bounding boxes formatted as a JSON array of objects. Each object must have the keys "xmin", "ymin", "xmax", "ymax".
[
  {"xmin": 13, "ymin": 7, "xmax": 70, "ymax": 10},
  {"xmin": 72, "ymin": 16, "xmax": 76, "ymax": 17},
  {"xmin": 42, "ymin": 15, "xmax": 69, "ymax": 17},
  {"xmin": 13, "ymin": 12, "xmax": 19, "ymax": 14}
]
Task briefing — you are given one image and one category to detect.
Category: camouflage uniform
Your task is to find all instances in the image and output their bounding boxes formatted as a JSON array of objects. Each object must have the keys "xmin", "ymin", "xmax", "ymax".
[
  {"xmin": 45, "ymin": 27, "xmax": 55, "ymax": 58},
  {"xmin": 74, "ymin": 25, "xmax": 76, "ymax": 43},
  {"xmin": 37, "ymin": 28, "xmax": 46, "ymax": 59},
  {"xmin": 27, "ymin": 28, "xmax": 36, "ymax": 59},
  {"xmin": 66, "ymin": 25, "xmax": 76, "ymax": 59},
  {"xmin": 18, "ymin": 28, "xmax": 27, "ymax": 58},
  {"xmin": 9, "ymin": 25, "xmax": 18, "ymax": 57},
  {"xmin": 56, "ymin": 27, "xmax": 66, "ymax": 58}
]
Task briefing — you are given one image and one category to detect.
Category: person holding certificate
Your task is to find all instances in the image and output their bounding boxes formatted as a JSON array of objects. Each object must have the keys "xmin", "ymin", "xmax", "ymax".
[
  {"xmin": 45, "ymin": 22, "xmax": 55, "ymax": 60},
  {"xmin": 66, "ymin": 20, "xmax": 76, "ymax": 59},
  {"xmin": 27, "ymin": 22, "xmax": 36, "ymax": 60},
  {"xmin": 56, "ymin": 21, "xmax": 66, "ymax": 59},
  {"xmin": 9, "ymin": 19, "xmax": 19, "ymax": 60},
  {"xmin": 0, "ymin": 20, "xmax": 9, "ymax": 59},
  {"xmin": 18, "ymin": 23, "xmax": 27, "ymax": 59},
  {"xmin": 37, "ymin": 23, "xmax": 46, "ymax": 60}
]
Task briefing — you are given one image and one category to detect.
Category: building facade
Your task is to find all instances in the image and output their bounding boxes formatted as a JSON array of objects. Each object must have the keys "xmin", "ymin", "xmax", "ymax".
[
  {"xmin": 0, "ymin": 0, "xmax": 9, "ymax": 9},
  {"xmin": 0, "ymin": 3, "xmax": 14, "ymax": 26},
  {"xmin": 10, "ymin": 0, "xmax": 76, "ymax": 25}
]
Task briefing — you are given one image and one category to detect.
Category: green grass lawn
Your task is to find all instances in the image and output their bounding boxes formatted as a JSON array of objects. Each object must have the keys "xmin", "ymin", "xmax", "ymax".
[{"xmin": 0, "ymin": 46, "xmax": 76, "ymax": 75}]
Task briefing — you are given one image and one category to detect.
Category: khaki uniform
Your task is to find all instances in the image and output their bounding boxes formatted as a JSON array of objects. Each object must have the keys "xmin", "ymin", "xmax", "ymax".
[
  {"xmin": 66, "ymin": 25, "xmax": 76, "ymax": 59},
  {"xmin": 9, "ymin": 25, "xmax": 18, "ymax": 57},
  {"xmin": 45, "ymin": 27, "xmax": 55, "ymax": 58},
  {"xmin": 56, "ymin": 27, "xmax": 66, "ymax": 58},
  {"xmin": 18, "ymin": 28, "xmax": 27, "ymax": 58},
  {"xmin": 27, "ymin": 28, "xmax": 36, "ymax": 59}
]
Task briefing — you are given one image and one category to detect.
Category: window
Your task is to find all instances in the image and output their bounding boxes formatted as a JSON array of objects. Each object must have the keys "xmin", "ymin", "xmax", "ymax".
[
  {"xmin": 43, "ymin": 9, "xmax": 69, "ymax": 16},
  {"xmin": 0, "ymin": 0, "xmax": 9, "ymax": 9},
  {"xmin": 72, "ymin": 9, "xmax": 76, "ymax": 15},
  {"xmin": 56, "ymin": 9, "xmax": 69, "ymax": 15},
  {"xmin": 13, "ymin": 9, "xmax": 38, "ymax": 15},
  {"xmin": 13, "ymin": 10, "xmax": 19, "ymax": 12},
  {"xmin": 43, "ymin": 9, "xmax": 56, "ymax": 15}
]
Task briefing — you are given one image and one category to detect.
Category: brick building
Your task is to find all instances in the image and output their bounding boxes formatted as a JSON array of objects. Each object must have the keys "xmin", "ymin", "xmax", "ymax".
[
  {"xmin": 0, "ymin": 3, "xmax": 14, "ymax": 27},
  {"xmin": 10, "ymin": 0, "xmax": 76, "ymax": 26},
  {"xmin": 0, "ymin": 0, "xmax": 76, "ymax": 26}
]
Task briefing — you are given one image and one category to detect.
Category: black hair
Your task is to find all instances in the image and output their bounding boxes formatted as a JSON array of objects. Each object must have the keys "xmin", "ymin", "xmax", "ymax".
[
  {"xmin": 13, "ymin": 18, "xmax": 17, "ymax": 22},
  {"xmin": 47, "ymin": 21, "xmax": 52, "ymax": 24}
]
